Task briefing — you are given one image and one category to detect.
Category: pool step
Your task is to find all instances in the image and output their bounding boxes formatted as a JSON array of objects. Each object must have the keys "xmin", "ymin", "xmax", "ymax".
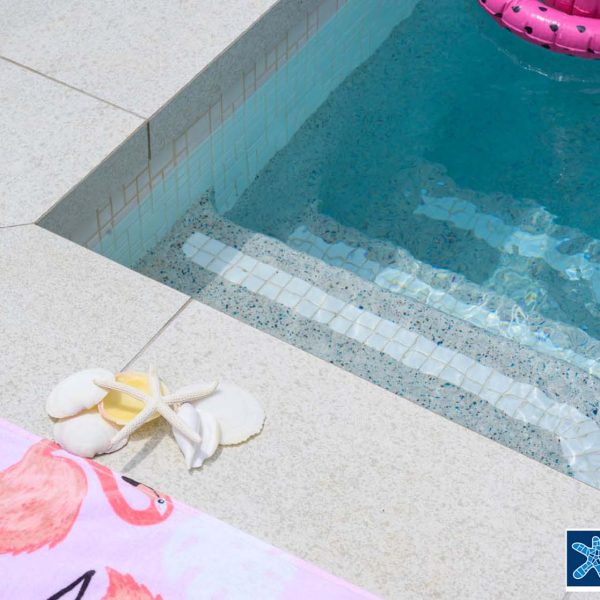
[
  {"xmin": 286, "ymin": 218, "xmax": 600, "ymax": 378},
  {"xmin": 182, "ymin": 227, "xmax": 600, "ymax": 488}
]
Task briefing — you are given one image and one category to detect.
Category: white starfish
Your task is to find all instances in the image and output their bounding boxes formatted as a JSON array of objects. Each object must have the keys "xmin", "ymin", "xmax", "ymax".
[{"xmin": 94, "ymin": 365, "xmax": 218, "ymax": 448}]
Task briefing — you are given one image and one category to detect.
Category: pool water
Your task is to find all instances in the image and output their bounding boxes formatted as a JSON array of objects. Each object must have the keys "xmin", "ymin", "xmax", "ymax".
[
  {"xmin": 222, "ymin": 0, "xmax": 600, "ymax": 372},
  {"xmin": 136, "ymin": 0, "xmax": 600, "ymax": 485}
]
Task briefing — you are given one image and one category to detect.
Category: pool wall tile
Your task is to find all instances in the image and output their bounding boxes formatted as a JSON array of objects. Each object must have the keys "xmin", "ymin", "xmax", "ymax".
[{"xmin": 41, "ymin": 0, "xmax": 419, "ymax": 267}]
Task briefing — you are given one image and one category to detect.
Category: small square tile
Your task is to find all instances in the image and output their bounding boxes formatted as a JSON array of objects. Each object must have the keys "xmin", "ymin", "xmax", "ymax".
[
  {"xmin": 286, "ymin": 276, "xmax": 312, "ymax": 296},
  {"xmin": 260, "ymin": 282, "xmax": 281, "ymax": 300},
  {"xmin": 365, "ymin": 333, "xmax": 388, "ymax": 352},
  {"xmin": 356, "ymin": 311, "xmax": 381, "ymax": 331},
  {"xmin": 486, "ymin": 371, "xmax": 513, "ymax": 394},
  {"xmin": 514, "ymin": 403, "xmax": 544, "ymax": 425},
  {"xmin": 192, "ymin": 250, "xmax": 214, "ymax": 268},
  {"xmin": 243, "ymin": 275, "xmax": 265, "ymax": 293},
  {"xmin": 419, "ymin": 358, "xmax": 445, "ymax": 377},
  {"xmin": 479, "ymin": 388, "xmax": 501, "ymax": 405},
  {"xmin": 253, "ymin": 262, "xmax": 277, "ymax": 280},
  {"xmin": 461, "ymin": 378, "xmax": 483, "ymax": 396},
  {"xmin": 439, "ymin": 366, "xmax": 464, "ymax": 387},
  {"xmin": 347, "ymin": 323, "xmax": 372, "ymax": 343},
  {"xmin": 384, "ymin": 341, "xmax": 409, "ymax": 361},
  {"xmin": 449, "ymin": 353, "xmax": 477, "ymax": 374},
  {"xmin": 330, "ymin": 315, "xmax": 352, "ymax": 335},
  {"xmin": 204, "ymin": 238, "xmax": 226, "ymax": 255},
  {"xmin": 313, "ymin": 309, "xmax": 335, "ymax": 324},
  {"xmin": 506, "ymin": 382, "xmax": 534, "ymax": 400},
  {"xmin": 306, "ymin": 287, "xmax": 328, "ymax": 306},
  {"xmin": 465, "ymin": 362, "xmax": 493, "ymax": 385},
  {"xmin": 296, "ymin": 299, "xmax": 318, "ymax": 319},
  {"xmin": 393, "ymin": 329, "xmax": 418, "ymax": 347},
  {"xmin": 208, "ymin": 257, "xmax": 229, "ymax": 275},
  {"xmin": 340, "ymin": 304, "xmax": 363, "ymax": 322},
  {"xmin": 278, "ymin": 290, "xmax": 301, "ymax": 308},
  {"xmin": 182, "ymin": 241, "xmax": 197, "ymax": 258},
  {"xmin": 188, "ymin": 232, "xmax": 210, "ymax": 248},
  {"xmin": 321, "ymin": 295, "xmax": 346, "ymax": 314},
  {"xmin": 223, "ymin": 266, "xmax": 248, "ymax": 285},
  {"xmin": 219, "ymin": 246, "xmax": 243, "ymax": 264},
  {"xmin": 376, "ymin": 319, "xmax": 400, "ymax": 339},
  {"xmin": 495, "ymin": 395, "xmax": 522, "ymax": 417},
  {"xmin": 238, "ymin": 255, "xmax": 259, "ymax": 272},
  {"xmin": 402, "ymin": 351, "xmax": 427, "ymax": 370},
  {"xmin": 431, "ymin": 345, "xmax": 457, "ymax": 364},
  {"xmin": 412, "ymin": 337, "xmax": 436, "ymax": 357},
  {"xmin": 271, "ymin": 271, "xmax": 293, "ymax": 288}
]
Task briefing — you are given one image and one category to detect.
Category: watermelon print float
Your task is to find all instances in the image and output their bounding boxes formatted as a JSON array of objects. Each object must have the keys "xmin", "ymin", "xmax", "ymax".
[{"xmin": 479, "ymin": 0, "xmax": 600, "ymax": 58}]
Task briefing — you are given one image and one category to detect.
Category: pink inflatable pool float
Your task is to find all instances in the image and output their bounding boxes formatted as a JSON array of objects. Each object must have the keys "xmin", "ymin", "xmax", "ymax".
[{"xmin": 479, "ymin": 0, "xmax": 600, "ymax": 58}]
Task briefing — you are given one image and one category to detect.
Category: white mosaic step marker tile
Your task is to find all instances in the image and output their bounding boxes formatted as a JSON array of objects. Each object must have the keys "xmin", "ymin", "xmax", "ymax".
[
  {"xmin": 415, "ymin": 192, "xmax": 600, "ymax": 302},
  {"xmin": 184, "ymin": 231, "xmax": 600, "ymax": 488},
  {"xmin": 286, "ymin": 225, "xmax": 600, "ymax": 377}
]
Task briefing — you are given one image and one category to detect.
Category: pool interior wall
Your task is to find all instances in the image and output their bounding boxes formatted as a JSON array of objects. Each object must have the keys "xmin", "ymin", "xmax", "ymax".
[
  {"xmin": 88, "ymin": 0, "xmax": 418, "ymax": 267},
  {"xmin": 44, "ymin": 0, "xmax": 600, "ymax": 488}
]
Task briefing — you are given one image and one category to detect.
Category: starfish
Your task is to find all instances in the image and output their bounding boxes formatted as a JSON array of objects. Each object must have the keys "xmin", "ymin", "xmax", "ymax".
[
  {"xmin": 573, "ymin": 536, "xmax": 600, "ymax": 580},
  {"xmin": 94, "ymin": 366, "xmax": 218, "ymax": 448}
]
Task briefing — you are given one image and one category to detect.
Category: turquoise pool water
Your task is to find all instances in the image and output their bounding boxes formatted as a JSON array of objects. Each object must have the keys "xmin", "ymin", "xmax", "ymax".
[
  {"xmin": 135, "ymin": 0, "xmax": 600, "ymax": 482},
  {"xmin": 223, "ymin": 0, "xmax": 600, "ymax": 368}
]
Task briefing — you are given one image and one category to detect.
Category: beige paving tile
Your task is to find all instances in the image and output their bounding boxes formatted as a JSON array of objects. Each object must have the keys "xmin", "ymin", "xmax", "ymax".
[
  {"xmin": 0, "ymin": 225, "xmax": 187, "ymax": 437},
  {"xmin": 97, "ymin": 299, "xmax": 594, "ymax": 600},
  {"xmin": 0, "ymin": 59, "xmax": 143, "ymax": 226},
  {"xmin": 0, "ymin": 0, "xmax": 281, "ymax": 118}
]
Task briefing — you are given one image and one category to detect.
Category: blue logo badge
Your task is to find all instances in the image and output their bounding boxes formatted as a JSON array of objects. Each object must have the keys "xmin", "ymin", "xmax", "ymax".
[{"xmin": 567, "ymin": 530, "xmax": 600, "ymax": 590}]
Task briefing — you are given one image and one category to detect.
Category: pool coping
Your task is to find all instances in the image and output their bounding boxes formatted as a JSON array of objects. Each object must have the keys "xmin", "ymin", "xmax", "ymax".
[{"xmin": 0, "ymin": 1, "xmax": 597, "ymax": 598}]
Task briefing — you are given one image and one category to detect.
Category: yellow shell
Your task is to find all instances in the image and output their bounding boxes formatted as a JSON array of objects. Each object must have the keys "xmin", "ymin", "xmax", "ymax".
[{"xmin": 98, "ymin": 371, "xmax": 169, "ymax": 425}]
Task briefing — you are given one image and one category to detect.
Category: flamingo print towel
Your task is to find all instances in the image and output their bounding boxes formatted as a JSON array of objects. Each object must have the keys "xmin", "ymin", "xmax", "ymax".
[{"xmin": 0, "ymin": 419, "xmax": 377, "ymax": 599}]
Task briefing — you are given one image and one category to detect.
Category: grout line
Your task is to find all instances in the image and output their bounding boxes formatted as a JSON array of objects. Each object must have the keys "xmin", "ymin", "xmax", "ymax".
[
  {"xmin": 146, "ymin": 122, "xmax": 152, "ymax": 161},
  {"xmin": 0, "ymin": 55, "xmax": 148, "ymax": 120},
  {"xmin": 0, "ymin": 223, "xmax": 32, "ymax": 229},
  {"xmin": 121, "ymin": 297, "xmax": 193, "ymax": 371}
]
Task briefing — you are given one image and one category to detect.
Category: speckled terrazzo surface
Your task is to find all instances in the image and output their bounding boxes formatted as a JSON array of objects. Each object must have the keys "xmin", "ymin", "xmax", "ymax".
[{"xmin": 136, "ymin": 196, "xmax": 600, "ymax": 480}]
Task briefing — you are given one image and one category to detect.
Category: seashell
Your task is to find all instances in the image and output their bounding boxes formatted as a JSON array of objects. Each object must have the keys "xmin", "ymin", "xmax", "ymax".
[
  {"xmin": 99, "ymin": 371, "xmax": 168, "ymax": 425},
  {"xmin": 46, "ymin": 368, "xmax": 115, "ymax": 418},
  {"xmin": 192, "ymin": 381, "xmax": 264, "ymax": 445},
  {"xmin": 173, "ymin": 403, "xmax": 221, "ymax": 469},
  {"xmin": 53, "ymin": 410, "xmax": 127, "ymax": 458}
]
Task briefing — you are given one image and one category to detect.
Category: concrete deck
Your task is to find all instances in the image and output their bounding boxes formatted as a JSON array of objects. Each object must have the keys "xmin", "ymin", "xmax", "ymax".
[{"xmin": 0, "ymin": 2, "xmax": 595, "ymax": 598}]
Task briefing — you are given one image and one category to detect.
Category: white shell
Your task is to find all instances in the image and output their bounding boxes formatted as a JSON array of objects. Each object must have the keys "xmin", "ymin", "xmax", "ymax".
[
  {"xmin": 193, "ymin": 381, "xmax": 264, "ymax": 445},
  {"xmin": 53, "ymin": 411, "xmax": 127, "ymax": 458},
  {"xmin": 173, "ymin": 403, "xmax": 221, "ymax": 469},
  {"xmin": 46, "ymin": 368, "xmax": 115, "ymax": 418}
]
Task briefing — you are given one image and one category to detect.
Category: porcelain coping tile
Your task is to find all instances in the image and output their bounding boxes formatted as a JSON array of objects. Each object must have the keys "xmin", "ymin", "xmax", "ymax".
[
  {"xmin": 0, "ymin": 0, "xmax": 303, "ymax": 119},
  {"xmin": 95, "ymin": 299, "xmax": 600, "ymax": 600},
  {"xmin": 0, "ymin": 225, "xmax": 188, "ymax": 438},
  {"xmin": 0, "ymin": 59, "xmax": 144, "ymax": 226}
]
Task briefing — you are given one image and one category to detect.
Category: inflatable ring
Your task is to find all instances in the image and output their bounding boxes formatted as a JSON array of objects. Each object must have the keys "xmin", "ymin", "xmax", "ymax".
[{"xmin": 479, "ymin": 0, "xmax": 600, "ymax": 58}]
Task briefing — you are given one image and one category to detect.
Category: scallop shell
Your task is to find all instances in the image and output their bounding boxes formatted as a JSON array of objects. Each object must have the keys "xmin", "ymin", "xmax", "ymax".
[
  {"xmin": 46, "ymin": 368, "xmax": 115, "ymax": 418},
  {"xmin": 99, "ymin": 371, "xmax": 168, "ymax": 425},
  {"xmin": 192, "ymin": 381, "xmax": 264, "ymax": 445},
  {"xmin": 173, "ymin": 403, "xmax": 221, "ymax": 469},
  {"xmin": 53, "ymin": 410, "xmax": 127, "ymax": 458}
]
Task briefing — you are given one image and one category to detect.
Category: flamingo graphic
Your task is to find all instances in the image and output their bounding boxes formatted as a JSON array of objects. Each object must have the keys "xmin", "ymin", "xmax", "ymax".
[
  {"xmin": 48, "ymin": 567, "xmax": 163, "ymax": 599},
  {"xmin": 0, "ymin": 440, "xmax": 87, "ymax": 555},
  {"xmin": 0, "ymin": 440, "xmax": 173, "ymax": 555},
  {"xmin": 102, "ymin": 567, "xmax": 163, "ymax": 600}
]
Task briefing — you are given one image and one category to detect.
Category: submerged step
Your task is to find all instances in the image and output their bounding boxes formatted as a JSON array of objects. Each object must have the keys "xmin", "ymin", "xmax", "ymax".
[{"xmin": 183, "ymin": 228, "xmax": 600, "ymax": 488}]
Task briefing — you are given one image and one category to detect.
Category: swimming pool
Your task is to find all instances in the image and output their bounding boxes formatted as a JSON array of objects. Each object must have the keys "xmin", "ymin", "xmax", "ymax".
[{"xmin": 49, "ymin": 0, "xmax": 600, "ymax": 486}]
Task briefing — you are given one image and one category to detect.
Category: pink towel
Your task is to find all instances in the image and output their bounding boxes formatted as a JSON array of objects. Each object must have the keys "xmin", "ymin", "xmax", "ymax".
[{"xmin": 0, "ymin": 419, "xmax": 377, "ymax": 599}]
